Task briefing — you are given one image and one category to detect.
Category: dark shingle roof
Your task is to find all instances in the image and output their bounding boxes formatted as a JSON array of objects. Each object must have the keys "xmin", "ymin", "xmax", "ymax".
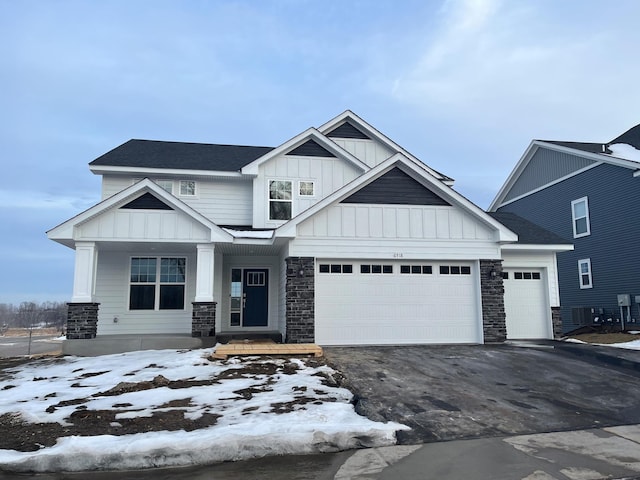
[
  {"xmin": 541, "ymin": 141, "xmax": 606, "ymax": 154},
  {"xmin": 540, "ymin": 123, "xmax": 640, "ymax": 155},
  {"xmin": 89, "ymin": 139, "xmax": 275, "ymax": 172},
  {"xmin": 610, "ymin": 124, "xmax": 640, "ymax": 149},
  {"xmin": 488, "ymin": 212, "xmax": 572, "ymax": 245}
]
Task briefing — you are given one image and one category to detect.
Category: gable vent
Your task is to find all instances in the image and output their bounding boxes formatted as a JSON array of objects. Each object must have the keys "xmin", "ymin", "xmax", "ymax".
[
  {"xmin": 341, "ymin": 167, "xmax": 450, "ymax": 206},
  {"xmin": 120, "ymin": 192, "xmax": 173, "ymax": 210},
  {"xmin": 286, "ymin": 139, "xmax": 335, "ymax": 157},
  {"xmin": 326, "ymin": 121, "xmax": 370, "ymax": 140}
]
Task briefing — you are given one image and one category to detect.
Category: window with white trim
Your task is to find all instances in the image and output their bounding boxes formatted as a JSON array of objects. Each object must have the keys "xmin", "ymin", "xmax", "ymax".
[
  {"xmin": 155, "ymin": 180, "xmax": 173, "ymax": 193},
  {"xmin": 269, "ymin": 180, "xmax": 292, "ymax": 220},
  {"xmin": 129, "ymin": 257, "xmax": 186, "ymax": 310},
  {"xmin": 299, "ymin": 181, "xmax": 315, "ymax": 196},
  {"xmin": 571, "ymin": 197, "xmax": 590, "ymax": 238},
  {"xmin": 179, "ymin": 180, "xmax": 196, "ymax": 196},
  {"xmin": 578, "ymin": 258, "xmax": 593, "ymax": 289}
]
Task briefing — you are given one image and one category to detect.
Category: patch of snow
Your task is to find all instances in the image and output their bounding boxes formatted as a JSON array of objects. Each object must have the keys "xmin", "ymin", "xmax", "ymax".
[
  {"xmin": 563, "ymin": 338, "xmax": 587, "ymax": 344},
  {"xmin": 607, "ymin": 143, "xmax": 640, "ymax": 162},
  {"xmin": 605, "ymin": 339, "xmax": 640, "ymax": 350},
  {"xmin": 627, "ymin": 331, "xmax": 640, "ymax": 335},
  {"xmin": 0, "ymin": 348, "xmax": 407, "ymax": 472},
  {"xmin": 222, "ymin": 228, "xmax": 274, "ymax": 239}
]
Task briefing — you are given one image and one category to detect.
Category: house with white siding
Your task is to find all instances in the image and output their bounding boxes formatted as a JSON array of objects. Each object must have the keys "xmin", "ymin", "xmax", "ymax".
[{"xmin": 48, "ymin": 111, "xmax": 572, "ymax": 354}]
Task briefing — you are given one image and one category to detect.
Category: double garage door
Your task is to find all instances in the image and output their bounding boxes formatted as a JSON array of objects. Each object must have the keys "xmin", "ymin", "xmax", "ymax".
[
  {"xmin": 315, "ymin": 260, "xmax": 481, "ymax": 345},
  {"xmin": 503, "ymin": 268, "xmax": 551, "ymax": 339}
]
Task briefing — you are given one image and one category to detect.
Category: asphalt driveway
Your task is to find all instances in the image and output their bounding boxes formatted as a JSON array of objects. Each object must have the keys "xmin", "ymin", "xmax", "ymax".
[{"xmin": 324, "ymin": 343, "xmax": 640, "ymax": 445}]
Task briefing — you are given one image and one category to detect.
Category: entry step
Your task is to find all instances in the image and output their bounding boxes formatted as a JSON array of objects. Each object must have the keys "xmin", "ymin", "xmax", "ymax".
[{"xmin": 211, "ymin": 342, "xmax": 323, "ymax": 360}]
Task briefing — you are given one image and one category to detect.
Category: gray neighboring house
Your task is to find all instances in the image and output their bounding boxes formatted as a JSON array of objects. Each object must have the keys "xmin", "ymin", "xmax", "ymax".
[{"xmin": 490, "ymin": 124, "xmax": 640, "ymax": 333}]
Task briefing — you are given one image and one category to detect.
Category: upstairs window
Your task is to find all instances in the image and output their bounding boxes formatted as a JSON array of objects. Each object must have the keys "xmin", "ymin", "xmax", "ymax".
[
  {"xmin": 299, "ymin": 181, "xmax": 315, "ymax": 196},
  {"xmin": 571, "ymin": 197, "xmax": 590, "ymax": 238},
  {"xmin": 578, "ymin": 258, "xmax": 593, "ymax": 289},
  {"xmin": 155, "ymin": 180, "xmax": 173, "ymax": 193},
  {"xmin": 269, "ymin": 180, "xmax": 292, "ymax": 220},
  {"xmin": 179, "ymin": 180, "xmax": 196, "ymax": 196}
]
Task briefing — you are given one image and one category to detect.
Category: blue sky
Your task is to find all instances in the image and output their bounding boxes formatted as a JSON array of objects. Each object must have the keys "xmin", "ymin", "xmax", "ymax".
[{"xmin": 2, "ymin": 0, "xmax": 640, "ymax": 304}]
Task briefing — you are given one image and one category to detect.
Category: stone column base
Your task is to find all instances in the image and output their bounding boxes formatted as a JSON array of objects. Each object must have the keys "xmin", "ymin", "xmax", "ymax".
[
  {"xmin": 551, "ymin": 307, "xmax": 563, "ymax": 339},
  {"xmin": 192, "ymin": 302, "xmax": 216, "ymax": 337},
  {"xmin": 480, "ymin": 259, "xmax": 506, "ymax": 343},
  {"xmin": 67, "ymin": 303, "xmax": 100, "ymax": 339},
  {"xmin": 285, "ymin": 257, "xmax": 315, "ymax": 344}
]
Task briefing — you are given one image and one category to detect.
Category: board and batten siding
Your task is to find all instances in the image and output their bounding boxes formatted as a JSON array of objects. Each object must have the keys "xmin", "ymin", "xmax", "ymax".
[
  {"xmin": 290, "ymin": 204, "xmax": 500, "ymax": 259},
  {"xmin": 101, "ymin": 175, "xmax": 253, "ymax": 225},
  {"xmin": 76, "ymin": 209, "xmax": 210, "ymax": 242},
  {"xmin": 504, "ymin": 148, "xmax": 597, "ymax": 203},
  {"xmin": 329, "ymin": 138, "xmax": 395, "ymax": 168},
  {"xmin": 253, "ymin": 154, "xmax": 362, "ymax": 228},
  {"xmin": 95, "ymin": 250, "xmax": 196, "ymax": 335},
  {"xmin": 498, "ymin": 162, "xmax": 640, "ymax": 331}
]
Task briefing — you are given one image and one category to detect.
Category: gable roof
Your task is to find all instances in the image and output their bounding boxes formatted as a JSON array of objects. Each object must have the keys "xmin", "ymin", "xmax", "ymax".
[
  {"xmin": 488, "ymin": 212, "xmax": 572, "ymax": 246},
  {"xmin": 47, "ymin": 178, "xmax": 233, "ymax": 247},
  {"xmin": 277, "ymin": 153, "xmax": 517, "ymax": 242},
  {"xmin": 319, "ymin": 110, "xmax": 455, "ymax": 185},
  {"xmin": 89, "ymin": 140, "xmax": 274, "ymax": 173},
  {"xmin": 241, "ymin": 128, "xmax": 368, "ymax": 175}
]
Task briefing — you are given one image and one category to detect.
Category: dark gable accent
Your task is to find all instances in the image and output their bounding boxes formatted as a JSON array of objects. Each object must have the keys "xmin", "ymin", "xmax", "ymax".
[
  {"xmin": 326, "ymin": 121, "xmax": 370, "ymax": 140},
  {"xmin": 286, "ymin": 139, "xmax": 335, "ymax": 157},
  {"xmin": 341, "ymin": 167, "xmax": 451, "ymax": 206},
  {"xmin": 120, "ymin": 192, "xmax": 173, "ymax": 210}
]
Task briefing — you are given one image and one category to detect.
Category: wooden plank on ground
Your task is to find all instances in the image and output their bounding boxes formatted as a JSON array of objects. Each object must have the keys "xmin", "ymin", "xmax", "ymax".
[{"xmin": 211, "ymin": 343, "xmax": 323, "ymax": 360}]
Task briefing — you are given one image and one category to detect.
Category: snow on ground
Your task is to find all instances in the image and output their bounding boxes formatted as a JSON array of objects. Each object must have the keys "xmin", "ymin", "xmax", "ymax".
[
  {"xmin": 0, "ymin": 348, "xmax": 406, "ymax": 472},
  {"xmin": 607, "ymin": 339, "xmax": 640, "ymax": 350}
]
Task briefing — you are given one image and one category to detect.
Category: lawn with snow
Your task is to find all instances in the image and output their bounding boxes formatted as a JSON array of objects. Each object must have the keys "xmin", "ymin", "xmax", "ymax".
[{"xmin": 0, "ymin": 348, "xmax": 406, "ymax": 472}]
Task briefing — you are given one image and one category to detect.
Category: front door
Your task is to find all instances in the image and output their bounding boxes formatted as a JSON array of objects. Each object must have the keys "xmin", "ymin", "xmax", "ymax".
[{"xmin": 230, "ymin": 268, "xmax": 269, "ymax": 327}]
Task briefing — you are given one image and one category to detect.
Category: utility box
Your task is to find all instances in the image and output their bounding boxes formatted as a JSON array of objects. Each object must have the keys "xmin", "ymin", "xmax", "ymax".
[{"xmin": 618, "ymin": 294, "xmax": 631, "ymax": 307}]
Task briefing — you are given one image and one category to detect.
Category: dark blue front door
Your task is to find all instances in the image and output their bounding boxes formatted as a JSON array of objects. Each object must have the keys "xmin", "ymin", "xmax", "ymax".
[{"xmin": 242, "ymin": 269, "xmax": 269, "ymax": 327}]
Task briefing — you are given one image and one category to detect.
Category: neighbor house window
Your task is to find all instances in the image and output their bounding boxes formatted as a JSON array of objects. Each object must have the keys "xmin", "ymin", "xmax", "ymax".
[
  {"xmin": 571, "ymin": 197, "xmax": 590, "ymax": 238},
  {"xmin": 155, "ymin": 180, "xmax": 173, "ymax": 193},
  {"xmin": 269, "ymin": 180, "xmax": 292, "ymax": 220},
  {"xmin": 299, "ymin": 181, "xmax": 315, "ymax": 196},
  {"xmin": 179, "ymin": 180, "xmax": 196, "ymax": 196},
  {"xmin": 578, "ymin": 258, "xmax": 592, "ymax": 289},
  {"xmin": 130, "ymin": 257, "xmax": 186, "ymax": 310}
]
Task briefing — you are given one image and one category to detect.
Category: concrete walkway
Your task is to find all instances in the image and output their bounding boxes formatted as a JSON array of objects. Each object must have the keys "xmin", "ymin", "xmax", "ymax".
[{"xmin": 336, "ymin": 424, "xmax": 640, "ymax": 480}]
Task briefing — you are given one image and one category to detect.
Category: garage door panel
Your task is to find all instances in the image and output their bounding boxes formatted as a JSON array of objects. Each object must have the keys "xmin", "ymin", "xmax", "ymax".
[
  {"xmin": 315, "ymin": 261, "xmax": 480, "ymax": 345},
  {"xmin": 504, "ymin": 268, "xmax": 550, "ymax": 339}
]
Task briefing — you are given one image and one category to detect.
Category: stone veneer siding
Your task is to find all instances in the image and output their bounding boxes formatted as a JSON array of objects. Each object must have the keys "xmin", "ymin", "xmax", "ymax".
[
  {"xmin": 67, "ymin": 303, "xmax": 99, "ymax": 339},
  {"xmin": 551, "ymin": 307, "xmax": 563, "ymax": 339},
  {"xmin": 285, "ymin": 257, "xmax": 315, "ymax": 343},
  {"xmin": 480, "ymin": 259, "xmax": 506, "ymax": 343},
  {"xmin": 192, "ymin": 302, "xmax": 216, "ymax": 337}
]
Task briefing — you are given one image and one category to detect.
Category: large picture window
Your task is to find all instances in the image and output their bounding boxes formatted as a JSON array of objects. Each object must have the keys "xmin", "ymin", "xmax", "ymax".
[
  {"xmin": 130, "ymin": 257, "xmax": 186, "ymax": 310},
  {"xmin": 571, "ymin": 197, "xmax": 590, "ymax": 238},
  {"xmin": 269, "ymin": 180, "xmax": 292, "ymax": 220}
]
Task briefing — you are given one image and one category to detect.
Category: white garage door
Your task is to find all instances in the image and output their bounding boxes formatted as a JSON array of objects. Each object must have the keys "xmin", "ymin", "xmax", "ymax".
[
  {"xmin": 503, "ymin": 269, "xmax": 550, "ymax": 339},
  {"xmin": 315, "ymin": 260, "xmax": 481, "ymax": 345}
]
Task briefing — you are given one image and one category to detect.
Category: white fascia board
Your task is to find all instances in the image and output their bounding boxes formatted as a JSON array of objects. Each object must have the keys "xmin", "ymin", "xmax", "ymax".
[
  {"xmin": 501, "ymin": 244, "xmax": 574, "ymax": 252},
  {"xmin": 241, "ymin": 127, "xmax": 368, "ymax": 176},
  {"xmin": 318, "ymin": 110, "xmax": 451, "ymax": 183},
  {"xmin": 490, "ymin": 140, "xmax": 640, "ymax": 211},
  {"xmin": 634, "ymin": 170, "xmax": 640, "ymax": 177},
  {"xmin": 89, "ymin": 165, "xmax": 244, "ymax": 178},
  {"xmin": 47, "ymin": 178, "xmax": 233, "ymax": 243},
  {"xmin": 276, "ymin": 153, "xmax": 518, "ymax": 242}
]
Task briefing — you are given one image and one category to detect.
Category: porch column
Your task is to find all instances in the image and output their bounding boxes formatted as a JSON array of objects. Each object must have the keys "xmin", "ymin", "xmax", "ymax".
[
  {"xmin": 192, "ymin": 244, "xmax": 216, "ymax": 337},
  {"xmin": 71, "ymin": 242, "xmax": 97, "ymax": 303},
  {"xmin": 67, "ymin": 242, "xmax": 99, "ymax": 339}
]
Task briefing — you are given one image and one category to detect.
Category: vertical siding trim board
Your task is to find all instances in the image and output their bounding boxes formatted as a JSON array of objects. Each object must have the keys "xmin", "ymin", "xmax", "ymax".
[
  {"xmin": 192, "ymin": 302, "xmax": 216, "ymax": 337},
  {"xmin": 285, "ymin": 257, "xmax": 315, "ymax": 343},
  {"xmin": 67, "ymin": 303, "xmax": 100, "ymax": 339},
  {"xmin": 480, "ymin": 260, "xmax": 506, "ymax": 343},
  {"xmin": 551, "ymin": 307, "xmax": 562, "ymax": 339}
]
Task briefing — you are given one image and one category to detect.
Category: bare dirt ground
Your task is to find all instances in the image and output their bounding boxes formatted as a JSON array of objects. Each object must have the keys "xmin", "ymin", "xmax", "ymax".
[
  {"xmin": 568, "ymin": 332, "xmax": 639, "ymax": 344},
  {"xmin": 1, "ymin": 328, "xmax": 61, "ymax": 337}
]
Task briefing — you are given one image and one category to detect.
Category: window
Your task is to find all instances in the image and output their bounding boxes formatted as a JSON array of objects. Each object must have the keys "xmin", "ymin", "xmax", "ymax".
[
  {"xmin": 400, "ymin": 265, "xmax": 433, "ymax": 274},
  {"xmin": 571, "ymin": 197, "xmax": 590, "ymax": 238},
  {"xmin": 155, "ymin": 180, "xmax": 173, "ymax": 193},
  {"xmin": 513, "ymin": 271, "xmax": 541, "ymax": 280},
  {"xmin": 578, "ymin": 259, "xmax": 593, "ymax": 289},
  {"xmin": 299, "ymin": 181, "xmax": 315, "ymax": 196},
  {"xmin": 179, "ymin": 180, "xmax": 196, "ymax": 196},
  {"xmin": 440, "ymin": 265, "xmax": 471, "ymax": 275},
  {"xmin": 269, "ymin": 180, "xmax": 292, "ymax": 220},
  {"xmin": 129, "ymin": 257, "xmax": 186, "ymax": 310},
  {"xmin": 360, "ymin": 264, "xmax": 393, "ymax": 274},
  {"xmin": 319, "ymin": 264, "xmax": 352, "ymax": 274}
]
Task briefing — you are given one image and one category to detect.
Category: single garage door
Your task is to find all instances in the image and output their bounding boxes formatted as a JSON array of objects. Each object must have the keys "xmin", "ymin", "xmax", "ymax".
[
  {"xmin": 503, "ymin": 268, "xmax": 550, "ymax": 339},
  {"xmin": 315, "ymin": 260, "xmax": 481, "ymax": 345}
]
